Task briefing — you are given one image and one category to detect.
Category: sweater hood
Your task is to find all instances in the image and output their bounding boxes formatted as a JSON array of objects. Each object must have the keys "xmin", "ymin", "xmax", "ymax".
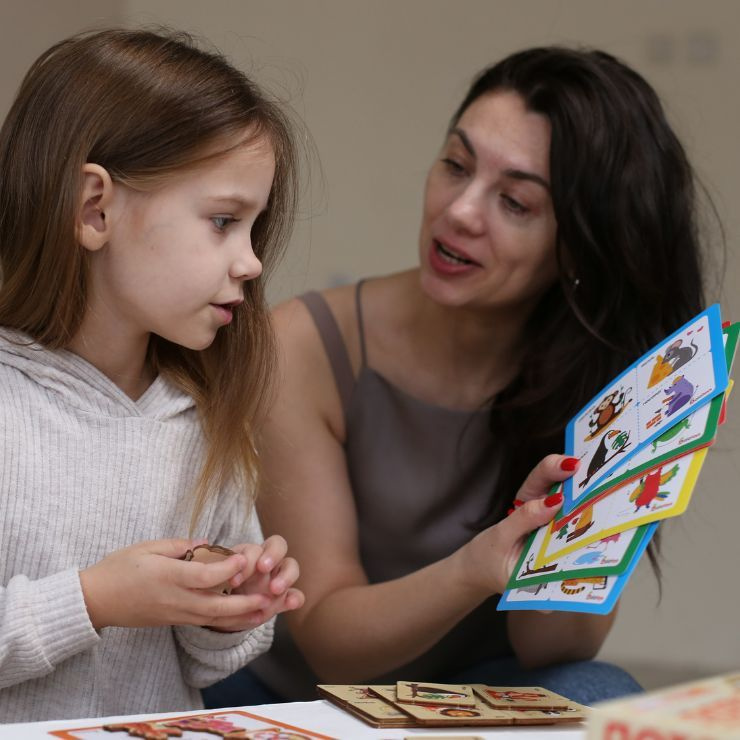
[{"xmin": 0, "ymin": 329, "xmax": 195, "ymax": 420}]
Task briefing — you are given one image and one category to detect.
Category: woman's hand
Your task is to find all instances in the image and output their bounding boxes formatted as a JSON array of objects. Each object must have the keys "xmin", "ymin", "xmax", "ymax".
[
  {"xmin": 454, "ymin": 454, "xmax": 579, "ymax": 596},
  {"xmin": 79, "ymin": 537, "xmax": 303, "ymax": 631}
]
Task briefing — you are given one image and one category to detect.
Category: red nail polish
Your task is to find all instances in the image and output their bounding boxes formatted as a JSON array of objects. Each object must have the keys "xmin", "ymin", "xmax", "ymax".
[
  {"xmin": 560, "ymin": 456, "xmax": 578, "ymax": 471},
  {"xmin": 545, "ymin": 492, "xmax": 564, "ymax": 508},
  {"xmin": 514, "ymin": 499, "xmax": 525, "ymax": 507},
  {"xmin": 507, "ymin": 507, "xmax": 515, "ymax": 516}
]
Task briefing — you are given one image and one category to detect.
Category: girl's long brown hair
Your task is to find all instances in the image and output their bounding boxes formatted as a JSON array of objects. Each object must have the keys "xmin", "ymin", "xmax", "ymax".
[{"xmin": 0, "ymin": 28, "xmax": 299, "ymax": 530}]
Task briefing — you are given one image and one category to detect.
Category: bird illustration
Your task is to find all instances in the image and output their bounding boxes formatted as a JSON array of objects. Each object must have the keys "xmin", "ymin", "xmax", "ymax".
[{"xmin": 628, "ymin": 464, "xmax": 679, "ymax": 511}]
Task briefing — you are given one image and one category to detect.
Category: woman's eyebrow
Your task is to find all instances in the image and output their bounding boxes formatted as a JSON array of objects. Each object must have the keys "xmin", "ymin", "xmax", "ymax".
[
  {"xmin": 450, "ymin": 127, "xmax": 476, "ymax": 158},
  {"xmin": 449, "ymin": 127, "xmax": 550, "ymax": 191}
]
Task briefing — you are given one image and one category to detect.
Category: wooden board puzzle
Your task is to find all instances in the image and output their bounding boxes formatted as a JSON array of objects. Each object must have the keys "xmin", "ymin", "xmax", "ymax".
[
  {"xmin": 47, "ymin": 709, "xmax": 335, "ymax": 739},
  {"xmin": 317, "ymin": 683, "xmax": 587, "ymax": 728}
]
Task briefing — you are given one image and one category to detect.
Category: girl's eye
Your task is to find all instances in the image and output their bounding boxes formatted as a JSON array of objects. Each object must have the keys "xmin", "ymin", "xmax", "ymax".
[
  {"xmin": 501, "ymin": 194, "xmax": 528, "ymax": 215},
  {"xmin": 211, "ymin": 215, "xmax": 239, "ymax": 232},
  {"xmin": 441, "ymin": 157, "xmax": 467, "ymax": 177}
]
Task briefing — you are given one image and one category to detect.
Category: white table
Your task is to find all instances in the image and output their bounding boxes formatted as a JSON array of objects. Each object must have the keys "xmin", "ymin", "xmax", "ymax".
[{"xmin": 0, "ymin": 700, "xmax": 588, "ymax": 739}]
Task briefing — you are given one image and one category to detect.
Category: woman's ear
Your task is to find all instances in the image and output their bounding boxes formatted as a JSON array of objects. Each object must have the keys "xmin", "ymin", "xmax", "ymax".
[{"xmin": 77, "ymin": 163, "xmax": 115, "ymax": 251}]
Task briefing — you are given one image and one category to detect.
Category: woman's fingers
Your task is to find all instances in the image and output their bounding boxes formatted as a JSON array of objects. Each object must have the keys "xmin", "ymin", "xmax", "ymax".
[{"xmin": 515, "ymin": 454, "xmax": 579, "ymax": 503}]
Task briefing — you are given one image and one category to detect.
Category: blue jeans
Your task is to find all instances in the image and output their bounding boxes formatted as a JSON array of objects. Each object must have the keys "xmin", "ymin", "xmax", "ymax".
[
  {"xmin": 202, "ymin": 657, "xmax": 642, "ymax": 708},
  {"xmin": 442, "ymin": 656, "xmax": 642, "ymax": 706}
]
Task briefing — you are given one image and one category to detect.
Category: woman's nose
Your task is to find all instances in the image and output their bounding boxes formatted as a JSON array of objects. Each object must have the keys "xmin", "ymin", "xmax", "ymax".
[{"xmin": 446, "ymin": 186, "xmax": 486, "ymax": 236}]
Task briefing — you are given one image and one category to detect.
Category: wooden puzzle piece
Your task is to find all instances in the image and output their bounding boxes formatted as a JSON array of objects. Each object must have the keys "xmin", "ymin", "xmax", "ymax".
[
  {"xmin": 103, "ymin": 723, "xmax": 182, "ymax": 739},
  {"xmin": 395, "ymin": 681, "xmax": 476, "ymax": 707}
]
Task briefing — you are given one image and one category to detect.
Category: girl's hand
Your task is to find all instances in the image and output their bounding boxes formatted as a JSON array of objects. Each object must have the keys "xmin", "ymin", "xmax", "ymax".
[
  {"xmin": 79, "ymin": 539, "xmax": 275, "ymax": 630},
  {"xmin": 207, "ymin": 535, "xmax": 305, "ymax": 632},
  {"xmin": 455, "ymin": 454, "xmax": 579, "ymax": 596}
]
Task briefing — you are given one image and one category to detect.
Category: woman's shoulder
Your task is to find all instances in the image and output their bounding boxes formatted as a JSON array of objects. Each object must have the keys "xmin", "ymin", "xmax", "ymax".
[{"xmin": 271, "ymin": 272, "xmax": 410, "ymax": 371}]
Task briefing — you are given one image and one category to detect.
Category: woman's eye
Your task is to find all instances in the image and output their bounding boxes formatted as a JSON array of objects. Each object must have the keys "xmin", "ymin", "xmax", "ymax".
[
  {"xmin": 441, "ymin": 158, "xmax": 466, "ymax": 176},
  {"xmin": 211, "ymin": 215, "xmax": 239, "ymax": 232},
  {"xmin": 501, "ymin": 194, "xmax": 528, "ymax": 215}
]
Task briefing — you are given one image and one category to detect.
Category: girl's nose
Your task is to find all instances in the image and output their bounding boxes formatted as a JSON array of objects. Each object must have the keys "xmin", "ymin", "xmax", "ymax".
[{"xmin": 230, "ymin": 243, "xmax": 263, "ymax": 281}]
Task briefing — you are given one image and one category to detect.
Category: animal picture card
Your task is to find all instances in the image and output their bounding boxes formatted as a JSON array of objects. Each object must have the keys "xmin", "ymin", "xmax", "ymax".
[
  {"xmin": 507, "ymin": 518, "xmax": 657, "ymax": 588},
  {"xmin": 563, "ymin": 304, "xmax": 727, "ymax": 513},
  {"xmin": 538, "ymin": 449, "xmax": 706, "ymax": 567},
  {"xmin": 367, "ymin": 685, "xmax": 514, "ymax": 726},
  {"xmin": 559, "ymin": 391, "xmax": 722, "ymax": 517},
  {"xmin": 470, "ymin": 685, "xmax": 574, "ymax": 711},
  {"xmin": 48, "ymin": 710, "xmax": 335, "ymax": 739},
  {"xmin": 395, "ymin": 681, "xmax": 476, "ymax": 707},
  {"xmin": 558, "ymin": 320, "xmax": 738, "ymax": 515},
  {"xmin": 316, "ymin": 684, "xmax": 413, "ymax": 728},
  {"xmin": 498, "ymin": 520, "xmax": 655, "ymax": 615}
]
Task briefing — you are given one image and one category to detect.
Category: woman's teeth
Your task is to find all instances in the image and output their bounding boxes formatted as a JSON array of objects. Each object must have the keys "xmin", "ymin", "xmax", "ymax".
[{"xmin": 436, "ymin": 241, "xmax": 473, "ymax": 265}]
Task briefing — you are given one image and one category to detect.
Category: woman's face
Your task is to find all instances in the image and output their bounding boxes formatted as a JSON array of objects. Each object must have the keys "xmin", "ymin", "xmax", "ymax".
[{"xmin": 418, "ymin": 90, "xmax": 558, "ymax": 312}]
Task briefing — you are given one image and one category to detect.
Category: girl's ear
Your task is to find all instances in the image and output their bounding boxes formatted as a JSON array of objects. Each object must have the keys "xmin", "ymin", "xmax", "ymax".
[{"xmin": 77, "ymin": 163, "xmax": 115, "ymax": 251}]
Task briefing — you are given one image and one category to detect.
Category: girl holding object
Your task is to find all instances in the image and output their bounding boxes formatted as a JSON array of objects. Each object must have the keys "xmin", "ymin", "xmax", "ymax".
[{"xmin": 0, "ymin": 28, "xmax": 304, "ymax": 721}]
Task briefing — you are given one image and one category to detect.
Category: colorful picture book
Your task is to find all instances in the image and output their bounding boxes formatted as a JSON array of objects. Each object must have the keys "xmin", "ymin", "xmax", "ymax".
[{"xmin": 499, "ymin": 306, "xmax": 738, "ymax": 615}]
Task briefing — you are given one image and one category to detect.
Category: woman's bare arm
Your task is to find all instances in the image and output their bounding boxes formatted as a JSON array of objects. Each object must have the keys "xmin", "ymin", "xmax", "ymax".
[{"xmin": 258, "ymin": 297, "xmax": 600, "ymax": 681}]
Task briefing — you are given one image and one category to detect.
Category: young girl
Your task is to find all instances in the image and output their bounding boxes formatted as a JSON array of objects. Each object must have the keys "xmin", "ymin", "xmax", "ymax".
[{"xmin": 0, "ymin": 28, "xmax": 304, "ymax": 721}]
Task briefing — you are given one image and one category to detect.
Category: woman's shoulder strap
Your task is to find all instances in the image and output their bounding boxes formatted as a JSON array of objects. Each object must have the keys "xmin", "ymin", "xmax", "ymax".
[{"xmin": 297, "ymin": 290, "xmax": 355, "ymax": 414}]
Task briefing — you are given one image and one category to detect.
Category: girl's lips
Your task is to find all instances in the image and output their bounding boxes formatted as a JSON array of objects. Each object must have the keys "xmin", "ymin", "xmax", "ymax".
[
  {"xmin": 210, "ymin": 303, "xmax": 234, "ymax": 324},
  {"xmin": 428, "ymin": 240, "xmax": 480, "ymax": 276}
]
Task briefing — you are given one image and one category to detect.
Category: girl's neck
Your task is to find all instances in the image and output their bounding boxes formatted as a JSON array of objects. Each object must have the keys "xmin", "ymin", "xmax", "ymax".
[{"xmin": 67, "ymin": 327, "xmax": 155, "ymax": 401}]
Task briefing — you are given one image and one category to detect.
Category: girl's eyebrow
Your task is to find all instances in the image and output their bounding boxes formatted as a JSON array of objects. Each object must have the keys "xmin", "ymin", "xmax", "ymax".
[
  {"xmin": 206, "ymin": 195, "xmax": 253, "ymax": 207},
  {"xmin": 449, "ymin": 127, "xmax": 550, "ymax": 191},
  {"xmin": 206, "ymin": 194, "xmax": 273, "ymax": 213}
]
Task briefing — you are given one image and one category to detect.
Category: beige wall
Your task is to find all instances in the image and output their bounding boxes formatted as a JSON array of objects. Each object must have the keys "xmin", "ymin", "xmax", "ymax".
[{"xmin": 2, "ymin": 0, "xmax": 739, "ymax": 690}]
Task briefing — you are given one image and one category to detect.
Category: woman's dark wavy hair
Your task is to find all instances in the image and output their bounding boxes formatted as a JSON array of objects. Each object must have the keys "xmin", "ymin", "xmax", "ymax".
[{"xmin": 456, "ymin": 47, "xmax": 710, "ymax": 579}]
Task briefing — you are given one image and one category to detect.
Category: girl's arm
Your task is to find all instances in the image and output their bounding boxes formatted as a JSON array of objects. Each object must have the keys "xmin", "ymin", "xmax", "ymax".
[
  {"xmin": 256, "ymin": 299, "xmax": 580, "ymax": 682},
  {"xmin": 0, "ymin": 570, "xmax": 100, "ymax": 689}
]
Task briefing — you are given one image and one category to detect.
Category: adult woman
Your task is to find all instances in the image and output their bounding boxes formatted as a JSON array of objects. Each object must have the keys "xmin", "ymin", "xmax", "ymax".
[{"xmin": 204, "ymin": 46, "xmax": 706, "ymax": 707}]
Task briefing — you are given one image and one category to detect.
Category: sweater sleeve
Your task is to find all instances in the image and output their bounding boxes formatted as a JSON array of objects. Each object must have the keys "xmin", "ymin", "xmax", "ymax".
[
  {"xmin": 174, "ymin": 491, "xmax": 274, "ymax": 688},
  {"xmin": 0, "ymin": 568, "xmax": 100, "ymax": 688}
]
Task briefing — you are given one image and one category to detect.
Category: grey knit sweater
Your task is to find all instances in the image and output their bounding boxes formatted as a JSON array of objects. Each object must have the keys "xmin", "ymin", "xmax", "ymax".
[{"xmin": 0, "ymin": 330, "xmax": 273, "ymax": 722}]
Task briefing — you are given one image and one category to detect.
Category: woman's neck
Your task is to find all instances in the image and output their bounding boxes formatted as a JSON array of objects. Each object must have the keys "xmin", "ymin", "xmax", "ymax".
[{"xmin": 370, "ymin": 270, "xmax": 535, "ymax": 409}]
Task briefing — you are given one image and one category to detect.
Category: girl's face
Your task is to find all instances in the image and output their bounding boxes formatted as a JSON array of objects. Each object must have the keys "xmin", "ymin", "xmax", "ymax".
[
  {"xmin": 418, "ymin": 90, "xmax": 558, "ymax": 313},
  {"xmin": 88, "ymin": 136, "xmax": 275, "ymax": 352}
]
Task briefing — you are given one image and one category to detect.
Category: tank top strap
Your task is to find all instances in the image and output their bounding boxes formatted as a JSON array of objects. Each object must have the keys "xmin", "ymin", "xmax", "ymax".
[
  {"xmin": 297, "ymin": 291, "xmax": 355, "ymax": 414},
  {"xmin": 355, "ymin": 279, "xmax": 368, "ymax": 368}
]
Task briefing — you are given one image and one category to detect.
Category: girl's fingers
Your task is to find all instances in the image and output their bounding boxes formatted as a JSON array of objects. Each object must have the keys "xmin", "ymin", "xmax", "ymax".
[
  {"xmin": 283, "ymin": 587, "xmax": 305, "ymax": 612},
  {"xmin": 227, "ymin": 543, "xmax": 263, "ymax": 585},
  {"xmin": 188, "ymin": 591, "xmax": 272, "ymax": 621},
  {"xmin": 257, "ymin": 535, "xmax": 288, "ymax": 573},
  {"xmin": 174, "ymin": 553, "xmax": 247, "ymax": 590},
  {"xmin": 268, "ymin": 557, "xmax": 300, "ymax": 595}
]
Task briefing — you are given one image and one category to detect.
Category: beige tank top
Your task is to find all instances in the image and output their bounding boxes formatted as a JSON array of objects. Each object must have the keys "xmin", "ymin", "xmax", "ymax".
[{"xmin": 250, "ymin": 283, "xmax": 512, "ymax": 699}]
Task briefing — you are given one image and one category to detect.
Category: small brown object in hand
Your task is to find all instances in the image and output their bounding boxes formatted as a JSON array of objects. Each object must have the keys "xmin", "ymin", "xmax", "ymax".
[{"xmin": 181, "ymin": 544, "xmax": 236, "ymax": 594}]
